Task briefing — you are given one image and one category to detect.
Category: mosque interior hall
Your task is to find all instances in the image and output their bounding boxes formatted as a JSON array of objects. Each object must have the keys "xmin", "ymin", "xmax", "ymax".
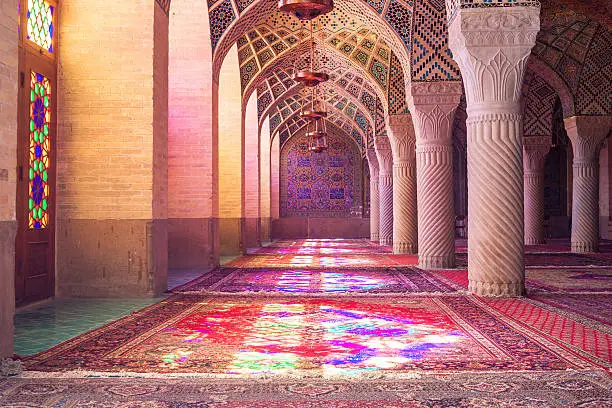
[{"xmin": 1, "ymin": 0, "xmax": 612, "ymax": 406}]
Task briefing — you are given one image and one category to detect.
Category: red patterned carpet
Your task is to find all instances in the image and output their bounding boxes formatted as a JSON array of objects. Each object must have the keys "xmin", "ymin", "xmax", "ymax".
[{"xmin": 9, "ymin": 238, "xmax": 612, "ymax": 406}]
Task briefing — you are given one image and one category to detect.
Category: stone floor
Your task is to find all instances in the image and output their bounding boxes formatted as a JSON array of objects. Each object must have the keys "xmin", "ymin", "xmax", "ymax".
[{"xmin": 14, "ymin": 268, "xmax": 208, "ymax": 356}]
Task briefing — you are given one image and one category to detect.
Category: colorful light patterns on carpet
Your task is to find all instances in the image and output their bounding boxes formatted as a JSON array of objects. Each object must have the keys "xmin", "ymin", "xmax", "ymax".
[
  {"xmin": 174, "ymin": 267, "xmax": 460, "ymax": 294},
  {"xmin": 28, "ymin": 71, "xmax": 51, "ymax": 229},
  {"xmin": 25, "ymin": 295, "xmax": 598, "ymax": 374},
  {"xmin": 27, "ymin": 0, "xmax": 54, "ymax": 52}
]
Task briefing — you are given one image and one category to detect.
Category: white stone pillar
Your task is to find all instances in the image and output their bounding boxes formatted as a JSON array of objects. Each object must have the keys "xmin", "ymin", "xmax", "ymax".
[
  {"xmin": 564, "ymin": 116, "xmax": 612, "ymax": 252},
  {"xmin": 366, "ymin": 148, "xmax": 381, "ymax": 242},
  {"xmin": 387, "ymin": 115, "xmax": 418, "ymax": 253},
  {"xmin": 375, "ymin": 135, "xmax": 394, "ymax": 246},
  {"xmin": 523, "ymin": 136, "xmax": 550, "ymax": 245},
  {"xmin": 448, "ymin": 4, "xmax": 540, "ymax": 296},
  {"xmin": 410, "ymin": 82, "xmax": 462, "ymax": 268}
]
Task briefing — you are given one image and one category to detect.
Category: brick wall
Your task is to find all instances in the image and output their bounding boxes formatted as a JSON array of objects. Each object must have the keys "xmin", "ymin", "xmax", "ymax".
[
  {"xmin": 217, "ymin": 45, "xmax": 243, "ymax": 254},
  {"xmin": 167, "ymin": 0, "xmax": 218, "ymax": 267},
  {"xmin": 0, "ymin": 0, "xmax": 18, "ymax": 357},
  {"xmin": 271, "ymin": 134, "xmax": 280, "ymax": 219},
  {"xmin": 218, "ymin": 45, "xmax": 243, "ymax": 219},
  {"xmin": 56, "ymin": 0, "xmax": 168, "ymax": 297},
  {"xmin": 168, "ymin": 0, "xmax": 214, "ymax": 219},
  {"xmin": 244, "ymin": 93, "xmax": 259, "ymax": 219},
  {"xmin": 260, "ymin": 116, "xmax": 271, "ymax": 241}
]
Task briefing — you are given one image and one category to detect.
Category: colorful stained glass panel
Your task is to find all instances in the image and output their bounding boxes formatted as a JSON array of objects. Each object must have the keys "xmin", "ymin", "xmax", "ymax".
[
  {"xmin": 27, "ymin": 0, "xmax": 55, "ymax": 53},
  {"xmin": 28, "ymin": 71, "xmax": 51, "ymax": 230}
]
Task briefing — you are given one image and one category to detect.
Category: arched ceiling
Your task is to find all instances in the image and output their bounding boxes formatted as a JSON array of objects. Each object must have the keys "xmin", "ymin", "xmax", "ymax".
[
  {"xmin": 267, "ymin": 87, "xmax": 372, "ymax": 148},
  {"xmin": 208, "ymin": 0, "xmax": 414, "ymax": 91},
  {"xmin": 236, "ymin": 10, "xmax": 394, "ymax": 95},
  {"xmin": 529, "ymin": 3, "xmax": 611, "ymax": 116},
  {"xmin": 274, "ymin": 112, "xmax": 365, "ymax": 153},
  {"xmin": 257, "ymin": 67, "xmax": 380, "ymax": 129},
  {"xmin": 240, "ymin": 34, "xmax": 391, "ymax": 116}
]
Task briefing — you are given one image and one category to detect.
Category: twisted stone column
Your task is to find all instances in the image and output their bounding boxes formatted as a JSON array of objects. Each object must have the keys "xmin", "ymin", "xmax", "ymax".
[
  {"xmin": 410, "ymin": 82, "xmax": 462, "ymax": 268},
  {"xmin": 448, "ymin": 5, "xmax": 540, "ymax": 296},
  {"xmin": 564, "ymin": 116, "xmax": 612, "ymax": 252},
  {"xmin": 387, "ymin": 115, "xmax": 418, "ymax": 254},
  {"xmin": 366, "ymin": 148, "xmax": 381, "ymax": 242},
  {"xmin": 523, "ymin": 137, "xmax": 550, "ymax": 245},
  {"xmin": 375, "ymin": 135, "xmax": 394, "ymax": 246}
]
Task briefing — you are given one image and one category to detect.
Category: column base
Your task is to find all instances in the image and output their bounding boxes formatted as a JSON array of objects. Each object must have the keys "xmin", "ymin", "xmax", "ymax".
[
  {"xmin": 393, "ymin": 242, "xmax": 417, "ymax": 254},
  {"xmin": 571, "ymin": 241, "xmax": 598, "ymax": 253},
  {"xmin": 370, "ymin": 233, "xmax": 379, "ymax": 242},
  {"xmin": 468, "ymin": 280, "xmax": 525, "ymax": 297},
  {"xmin": 525, "ymin": 237, "xmax": 545, "ymax": 245},
  {"xmin": 380, "ymin": 237, "xmax": 393, "ymax": 246},
  {"xmin": 419, "ymin": 254, "xmax": 455, "ymax": 269}
]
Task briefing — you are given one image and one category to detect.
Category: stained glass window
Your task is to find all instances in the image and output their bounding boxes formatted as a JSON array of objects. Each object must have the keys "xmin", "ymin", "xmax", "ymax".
[
  {"xmin": 26, "ymin": 0, "xmax": 54, "ymax": 53},
  {"xmin": 29, "ymin": 71, "xmax": 51, "ymax": 230}
]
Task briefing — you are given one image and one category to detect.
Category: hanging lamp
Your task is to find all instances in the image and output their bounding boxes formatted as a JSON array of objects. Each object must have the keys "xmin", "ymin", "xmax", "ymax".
[
  {"xmin": 278, "ymin": 0, "xmax": 334, "ymax": 21},
  {"xmin": 292, "ymin": 20, "xmax": 329, "ymax": 87},
  {"xmin": 300, "ymin": 87, "xmax": 327, "ymax": 121}
]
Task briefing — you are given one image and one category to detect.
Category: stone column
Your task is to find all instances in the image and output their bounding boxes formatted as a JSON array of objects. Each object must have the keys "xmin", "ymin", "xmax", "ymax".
[
  {"xmin": 366, "ymin": 148, "xmax": 381, "ymax": 242},
  {"xmin": 564, "ymin": 116, "xmax": 612, "ymax": 252},
  {"xmin": 375, "ymin": 135, "xmax": 394, "ymax": 246},
  {"xmin": 523, "ymin": 136, "xmax": 550, "ymax": 245},
  {"xmin": 387, "ymin": 115, "xmax": 418, "ymax": 253},
  {"xmin": 410, "ymin": 82, "xmax": 462, "ymax": 268},
  {"xmin": 448, "ymin": 4, "xmax": 540, "ymax": 296}
]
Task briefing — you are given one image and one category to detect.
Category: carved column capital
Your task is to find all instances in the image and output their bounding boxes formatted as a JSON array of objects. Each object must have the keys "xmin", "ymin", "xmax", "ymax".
[
  {"xmin": 410, "ymin": 81, "xmax": 462, "ymax": 146},
  {"xmin": 564, "ymin": 116, "xmax": 612, "ymax": 163},
  {"xmin": 387, "ymin": 114, "xmax": 416, "ymax": 164},
  {"xmin": 366, "ymin": 148, "xmax": 380, "ymax": 178},
  {"xmin": 523, "ymin": 136, "xmax": 551, "ymax": 173},
  {"xmin": 448, "ymin": 6, "xmax": 540, "ymax": 115},
  {"xmin": 374, "ymin": 134, "xmax": 394, "ymax": 175}
]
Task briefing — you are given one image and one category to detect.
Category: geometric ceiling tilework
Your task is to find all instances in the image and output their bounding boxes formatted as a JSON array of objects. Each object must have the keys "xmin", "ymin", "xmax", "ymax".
[
  {"xmin": 522, "ymin": 69, "xmax": 559, "ymax": 137},
  {"xmin": 268, "ymin": 88, "xmax": 370, "ymax": 150},
  {"xmin": 530, "ymin": 8, "xmax": 612, "ymax": 116},
  {"xmin": 276, "ymin": 111, "xmax": 364, "ymax": 152},
  {"xmin": 209, "ymin": 0, "xmax": 413, "ymax": 96},
  {"xmin": 384, "ymin": 0, "xmax": 414, "ymax": 51},
  {"xmin": 209, "ymin": 0, "xmax": 236, "ymax": 51},
  {"xmin": 257, "ymin": 65, "xmax": 380, "ymax": 132},
  {"xmin": 388, "ymin": 52, "xmax": 410, "ymax": 115},
  {"xmin": 236, "ymin": 8, "xmax": 395, "ymax": 101},
  {"xmin": 411, "ymin": 0, "xmax": 460, "ymax": 81},
  {"xmin": 574, "ymin": 24, "xmax": 612, "ymax": 115}
]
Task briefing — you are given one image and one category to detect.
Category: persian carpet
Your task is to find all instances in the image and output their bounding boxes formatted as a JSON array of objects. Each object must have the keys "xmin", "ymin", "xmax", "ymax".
[
  {"xmin": 263, "ymin": 239, "xmax": 381, "ymax": 248},
  {"xmin": 526, "ymin": 268, "xmax": 612, "ymax": 293},
  {"xmin": 527, "ymin": 294, "xmax": 612, "ymax": 325},
  {"xmin": 224, "ymin": 253, "xmax": 418, "ymax": 268},
  {"xmin": 2, "ymin": 371, "xmax": 612, "ymax": 407},
  {"xmin": 172, "ymin": 267, "xmax": 463, "ymax": 294},
  {"xmin": 25, "ymin": 294, "xmax": 598, "ymax": 375},
  {"xmin": 485, "ymin": 297, "xmax": 611, "ymax": 367},
  {"xmin": 248, "ymin": 246, "xmax": 393, "ymax": 255},
  {"xmin": 455, "ymin": 252, "xmax": 612, "ymax": 268},
  {"xmin": 430, "ymin": 268, "xmax": 612, "ymax": 294}
]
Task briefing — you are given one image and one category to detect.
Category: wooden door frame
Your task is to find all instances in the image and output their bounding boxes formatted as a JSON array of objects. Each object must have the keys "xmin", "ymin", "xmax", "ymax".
[{"xmin": 16, "ymin": 0, "xmax": 58, "ymax": 306}]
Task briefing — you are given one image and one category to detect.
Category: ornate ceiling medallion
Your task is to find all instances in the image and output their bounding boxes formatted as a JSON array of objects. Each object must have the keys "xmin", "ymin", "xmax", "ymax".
[{"xmin": 278, "ymin": 0, "xmax": 334, "ymax": 21}]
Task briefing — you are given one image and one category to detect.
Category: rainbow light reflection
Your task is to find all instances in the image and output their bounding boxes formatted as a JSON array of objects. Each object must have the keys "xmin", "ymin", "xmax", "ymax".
[{"xmin": 162, "ymin": 299, "xmax": 467, "ymax": 375}]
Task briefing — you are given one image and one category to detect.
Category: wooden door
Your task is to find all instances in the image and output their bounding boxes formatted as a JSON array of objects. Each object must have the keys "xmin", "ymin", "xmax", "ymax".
[{"xmin": 15, "ymin": 0, "xmax": 57, "ymax": 306}]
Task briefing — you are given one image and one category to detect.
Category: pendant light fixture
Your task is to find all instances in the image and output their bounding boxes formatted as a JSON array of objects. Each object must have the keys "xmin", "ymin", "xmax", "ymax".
[
  {"xmin": 292, "ymin": 20, "xmax": 329, "ymax": 87},
  {"xmin": 278, "ymin": 0, "xmax": 334, "ymax": 21}
]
